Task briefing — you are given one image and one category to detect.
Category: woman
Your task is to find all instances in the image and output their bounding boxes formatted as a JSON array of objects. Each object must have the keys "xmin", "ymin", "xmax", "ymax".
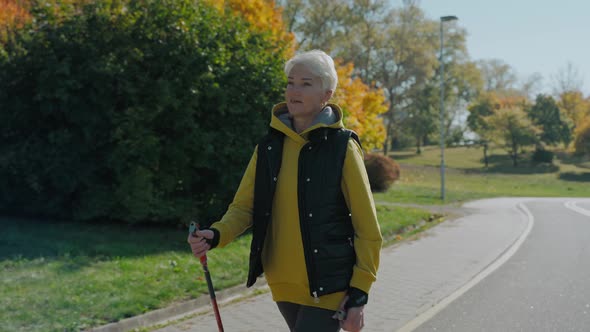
[{"xmin": 188, "ymin": 50, "xmax": 382, "ymax": 332}]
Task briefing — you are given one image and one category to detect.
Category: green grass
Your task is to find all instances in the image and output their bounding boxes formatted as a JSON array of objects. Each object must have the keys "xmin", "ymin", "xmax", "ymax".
[
  {"xmin": 3, "ymin": 145, "xmax": 588, "ymax": 331},
  {"xmin": 0, "ymin": 220, "xmax": 250, "ymax": 331},
  {"xmin": 376, "ymin": 205, "xmax": 437, "ymax": 238},
  {"xmin": 377, "ymin": 145, "xmax": 590, "ymax": 205}
]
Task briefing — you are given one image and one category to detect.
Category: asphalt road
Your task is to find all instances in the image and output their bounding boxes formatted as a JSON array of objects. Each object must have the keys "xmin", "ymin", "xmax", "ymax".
[{"xmin": 415, "ymin": 199, "xmax": 590, "ymax": 332}]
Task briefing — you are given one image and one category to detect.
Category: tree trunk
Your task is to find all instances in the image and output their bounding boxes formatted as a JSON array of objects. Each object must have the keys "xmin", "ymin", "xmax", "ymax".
[
  {"xmin": 483, "ymin": 142, "xmax": 489, "ymax": 169},
  {"xmin": 383, "ymin": 106, "xmax": 396, "ymax": 155},
  {"xmin": 511, "ymin": 142, "xmax": 518, "ymax": 166},
  {"xmin": 383, "ymin": 122, "xmax": 393, "ymax": 155}
]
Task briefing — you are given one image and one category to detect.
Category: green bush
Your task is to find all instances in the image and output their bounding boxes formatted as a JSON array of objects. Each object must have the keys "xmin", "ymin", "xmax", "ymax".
[
  {"xmin": 364, "ymin": 153, "xmax": 401, "ymax": 192},
  {"xmin": 0, "ymin": 0, "xmax": 286, "ymax": 224},
  {"xmin": 532, "ymin": 148, "xmax": 554, "ymax": 163}
]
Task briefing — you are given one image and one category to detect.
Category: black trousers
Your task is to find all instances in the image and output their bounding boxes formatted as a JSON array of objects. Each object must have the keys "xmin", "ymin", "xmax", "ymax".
[{"xmin": 276, "ymin": 301, "xmax": 341, "ymax": 332}]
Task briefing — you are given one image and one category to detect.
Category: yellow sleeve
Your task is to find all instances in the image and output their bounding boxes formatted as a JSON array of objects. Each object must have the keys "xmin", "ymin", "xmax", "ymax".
[
  {"xmin": 209, "ymin": 146, "xmax": 257, "ymax": 248},
  {"xmin": 341, "ymin": 139, "xmax": 383, "ymax": 294}
]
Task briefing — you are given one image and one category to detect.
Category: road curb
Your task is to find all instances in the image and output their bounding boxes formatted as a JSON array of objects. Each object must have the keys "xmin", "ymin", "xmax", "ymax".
[{"xmin": 87, "ymin": 281, "xmax": 268, "ymax": 332}]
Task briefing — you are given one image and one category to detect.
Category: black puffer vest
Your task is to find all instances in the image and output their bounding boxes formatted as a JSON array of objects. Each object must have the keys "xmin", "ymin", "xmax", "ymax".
[{"xmin": 247, "ymin": 126, "xmax": 361, "ymax": 300}]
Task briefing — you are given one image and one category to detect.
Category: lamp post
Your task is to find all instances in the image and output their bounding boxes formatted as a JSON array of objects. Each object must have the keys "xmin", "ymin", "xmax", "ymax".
[{"xmin": 439, "ymin": 15, "xmax": 458, "ymax": 201}]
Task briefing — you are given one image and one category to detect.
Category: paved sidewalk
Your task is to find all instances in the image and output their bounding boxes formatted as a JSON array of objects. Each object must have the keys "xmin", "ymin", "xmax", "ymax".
[{"xmin": 150, "ymin": 198, "xmax": 529, "ymax": 332}]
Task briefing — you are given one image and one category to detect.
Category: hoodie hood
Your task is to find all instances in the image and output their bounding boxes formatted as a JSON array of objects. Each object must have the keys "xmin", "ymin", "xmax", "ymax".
[{"xmin": 270, "ymin": 102, "xmax": 344, "ymax": 144}]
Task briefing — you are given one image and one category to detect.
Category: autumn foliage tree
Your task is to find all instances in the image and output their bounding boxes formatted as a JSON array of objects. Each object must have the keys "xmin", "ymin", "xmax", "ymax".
[
  {"xmin": 333, "ymin": 60, "xmax": 388, "ymax": 151},
  {"xmin": 557, "ymin": 91, "xmax": 589, "ymax": 128},
  {"xmin": 485, "ymin": 107, "xmax": 540, "ymax": 166},
  {"xmin": 207, "ymin": 0, "xmax": 295, "ymax": 59},
  {"xmin": 573, "ymin": 117, "xmax": 590, "ymax": 156},
  {"xmin": 0, "ymin": 0, "xmax": 31, "ymax": 44},
  {"xmin": 557, "ymin": 91, "xmax": 590, "ymax": 151},
  {"xmin": 468, "ymin": 92, "xmax": 533, "ymax": 167},
  {"xmin": 467, "ymin": 92, "xmax": 503, "ymax": 167}
]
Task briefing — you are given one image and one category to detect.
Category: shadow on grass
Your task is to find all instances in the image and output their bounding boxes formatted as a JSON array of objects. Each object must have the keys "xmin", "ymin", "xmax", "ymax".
[
  {"xmin": 389, "ymin": 153, "xmax": 420, "ymax": 161},
  {"xmin": 482, "ymin": 162, "xmax": 560, "ymax": 174},
  {"xmin": 558, "ymin": 172, "xmax": 590, "ymax": 182},
  {"xmin": 466, "ymin": 152, "xmax": 560, "ymax": 175},
  {"xmin": 555, "ymin": 151, "xmax": 590, "ymax": 169},
  {"xmin": 0, "ymin": 217, "xmax": 188, "ymax": 264}
]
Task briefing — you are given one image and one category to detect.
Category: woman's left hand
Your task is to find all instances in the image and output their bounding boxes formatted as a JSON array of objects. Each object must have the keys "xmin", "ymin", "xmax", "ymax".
[
  {"xmin": 334, "ymin": 295, "xmax": 364, "ymax": 331},
  {"xmin": 341, "ymin": 305, "xmax": 364, "ymax": 331}
]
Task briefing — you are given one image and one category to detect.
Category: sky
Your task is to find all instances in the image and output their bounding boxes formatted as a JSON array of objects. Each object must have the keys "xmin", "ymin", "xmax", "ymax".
[{"xmin": 390, "ymin": 0, "xmax": 590, "ymax": 96}]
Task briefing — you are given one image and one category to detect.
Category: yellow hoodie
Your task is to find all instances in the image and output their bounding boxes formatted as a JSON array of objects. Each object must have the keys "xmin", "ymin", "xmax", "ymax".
[{"xmin": 209, "ymin": 102, "xmax": 382, "ymax": 310}]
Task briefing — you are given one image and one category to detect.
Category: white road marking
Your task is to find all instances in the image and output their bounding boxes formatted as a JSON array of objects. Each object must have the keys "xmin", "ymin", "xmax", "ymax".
[{"xmin": 564, "ymin": 200, "xmax": 590, "ymax": 217}]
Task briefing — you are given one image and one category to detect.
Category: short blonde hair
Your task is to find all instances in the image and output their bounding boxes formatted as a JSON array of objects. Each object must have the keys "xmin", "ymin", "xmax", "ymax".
[{"xmin": 284, "ymin": 50, "xmax": 338, "ymax": 92}]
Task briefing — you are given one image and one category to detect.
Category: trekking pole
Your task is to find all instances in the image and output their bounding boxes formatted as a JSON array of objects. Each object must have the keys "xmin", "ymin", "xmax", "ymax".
[{"xmin": 189, "ymin": 221, "xmax": 224, "ymax": 332}]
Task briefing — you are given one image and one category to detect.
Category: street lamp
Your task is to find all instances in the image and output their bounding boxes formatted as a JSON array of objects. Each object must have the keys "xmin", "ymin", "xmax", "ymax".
[{"xmin": 439, "ymin": 15, "xmax": 458, "ymax": 201}]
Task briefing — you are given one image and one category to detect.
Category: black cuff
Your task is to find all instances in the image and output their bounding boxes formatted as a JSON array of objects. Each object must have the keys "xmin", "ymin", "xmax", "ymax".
[
  {"xmin": 345, "ymin": 287, "xmax": 368, "ymax": 309},
  {"xmin": 206, "ymin": 228, "xmax": 220, "ymax": 249}
]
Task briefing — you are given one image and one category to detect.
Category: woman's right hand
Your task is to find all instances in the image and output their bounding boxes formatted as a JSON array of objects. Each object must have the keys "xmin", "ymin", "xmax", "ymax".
[{"xmin": 187, "ymin": 229, "xmax": 214, "ymax": 258}]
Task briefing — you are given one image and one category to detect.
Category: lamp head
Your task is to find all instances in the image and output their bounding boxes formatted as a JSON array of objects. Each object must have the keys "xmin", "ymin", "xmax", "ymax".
[{"xmin": 441, "ymin": 15, "xmax": 458, "ymax": 22}]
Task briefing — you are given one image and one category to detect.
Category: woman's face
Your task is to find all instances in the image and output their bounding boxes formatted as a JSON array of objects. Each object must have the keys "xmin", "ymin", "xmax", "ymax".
[{"xmin": 285, "ymin": 64, "xmax": 332, "ymax": 119}]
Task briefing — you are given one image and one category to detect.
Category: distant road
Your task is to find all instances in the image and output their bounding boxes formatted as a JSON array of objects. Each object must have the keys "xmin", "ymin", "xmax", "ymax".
[{"xmin": 415, "ymin": 199, "xmax": 590, "ymax": 332}]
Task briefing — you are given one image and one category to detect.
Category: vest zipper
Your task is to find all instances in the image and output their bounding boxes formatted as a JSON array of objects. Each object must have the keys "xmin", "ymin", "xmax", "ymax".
[
  {"xmin": 266, "ymin": 144, "xmax": 276, "ymax": 188},
  {"xmin": 298, "ymin": 142, "xmax": 319, "ymax": 301}
]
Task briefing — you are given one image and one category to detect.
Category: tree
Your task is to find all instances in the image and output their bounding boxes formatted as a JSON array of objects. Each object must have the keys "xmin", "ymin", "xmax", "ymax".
[
  {"xmin": 372, "ymin": 1, "xmax": 439, "ymax": 154},
  {"xmin": 477, "ymin": 59, "xmax": 518, "ymax": 93},
  {"xmin": 0, "ymin": 0, "xmax": 31, "ymax": 48},
  {"xmin": 333, "ymin": 60, "xmax": 388, "ymax": 151},
  {"xmin": 527, "ymin": 94, "xmax": 571, "ymax": 146},
  {"xmin": 435, "ymin": 40, "xmax": 483, "ymax": 148},
  {"xmin": 220, "ymin": 0, "xmax": 296, "ymax": 58},
  {"xmin": 467, "ymin": 92, "xmax": 500, "ymax": 167},
  {"xmin": 519, "ymin": 72, "xmax": 544, "ymax": 100},
  {"xmin": 573, "ymin": 117, "xmax": 590, "ymax": 156},
  {"xmin": 279, "ymin": 0, "xmax": 393, "ymax": 84},
  {"xmin": 552, "ymin": 61, "xmax": 584, "ymax": 95},
  {"xmin": 485, "ymin": 107, "xmax": 540, "ymax": 166},
  {"xmin": 0, "ymin": 0, "xmax": 286, "ymax": 223},
  {"xmin": 405, "ymin": 82, "xmax": 437, "ymax": 154},
  {"xmin": 278, "ymin": 0, "xmax": 346, "ymax": 52},
  {"xmin": 335, "ymin": 0, "xmax": 391, "ymax": 82},
  {"xmin": 278, "ymin": 0, "xmax": 305, "ymax": 33},
  {"xmin": 558, "ymin": 90, "xmax": 590, "ymax": 130}
]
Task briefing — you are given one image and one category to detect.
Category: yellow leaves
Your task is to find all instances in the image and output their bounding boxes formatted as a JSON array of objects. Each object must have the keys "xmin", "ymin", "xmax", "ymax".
[
  {"xmin": 0, "ymin": 0, "xmax": 99, "ymax": 39},
  {"xmin": 333, "ymin": 60, "xmax": 388, "ymax": 151},
  {"xmin": 0, "ymin": 0, "xmax": 31, "ymax": 37},
  {"xmin": 558, "ymin": 90, "xmax": 590, "ymax": 128},
  {"xmin": 475, "ymin": 91, "xmax": 527, "ymax": 112},
  {"xmin": 205, "ymin": 0, "xmax": 295, "ymax": 59},
  {"xmin": 497, "ymin": 95, "xmax": 527, "ymax": 110},
  {"xmin": 573, "ymin": 116, "xmax": 590, "ymax": 156},
  {"xmin": 557, "ymin": 91, "xmax": 590, "ymax": 152}
]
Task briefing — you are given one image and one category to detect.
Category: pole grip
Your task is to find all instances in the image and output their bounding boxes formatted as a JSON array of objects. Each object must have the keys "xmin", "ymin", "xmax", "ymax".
[{"xmin": 190, "ymin": 221, "xmax": 209, "ymax": 265}]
